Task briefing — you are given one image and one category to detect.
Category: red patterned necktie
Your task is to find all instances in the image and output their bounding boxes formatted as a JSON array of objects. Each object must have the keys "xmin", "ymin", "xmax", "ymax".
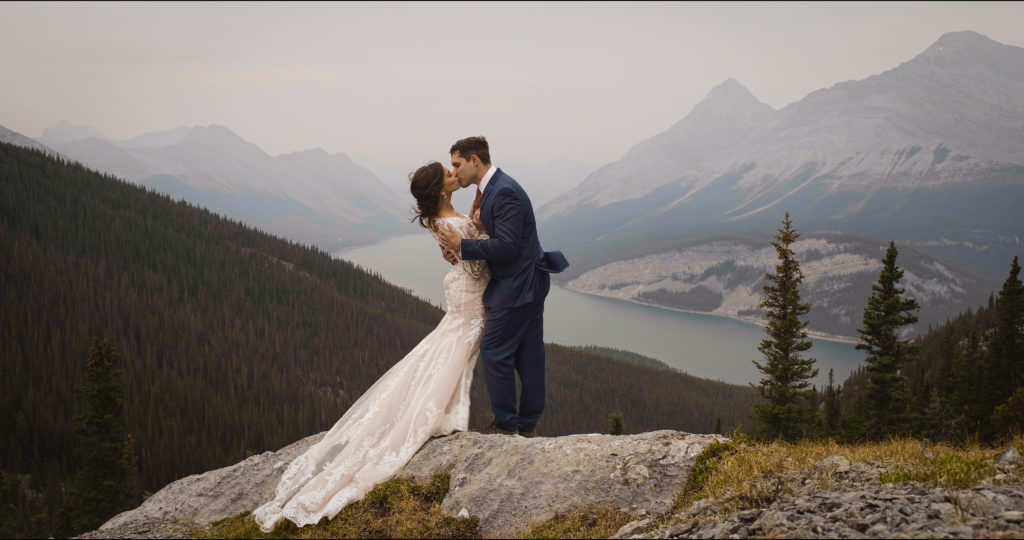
[{"xmin": 474, "ymin": 186, "xmax": 482, "ymax": 208}]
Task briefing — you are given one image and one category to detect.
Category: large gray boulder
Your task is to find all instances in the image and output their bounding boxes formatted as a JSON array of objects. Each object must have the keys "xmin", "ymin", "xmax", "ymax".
[
  {"xmin": 77, "ymin": 430, "xmax": 723, "ymax": 539},
  {"xmin": 401, "ymin": 430, "xmax": 724, "ymax": 537}
]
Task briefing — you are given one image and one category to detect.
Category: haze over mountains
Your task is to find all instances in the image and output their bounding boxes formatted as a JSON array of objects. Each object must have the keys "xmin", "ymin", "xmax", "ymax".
[
  {"xmin": 539, "ymin": 31, "xmax": 1024, "ymax": 337},
  {"xmin": 10, "ymin": 121, "xmax": 596, "ymax": 252},
  {"xmin": 29, "ymin": 123, "xmax": 411, "ymax": 251},
  {"xmin": 0, "ymin": 124, "xmax": 56, "ymax": 155}
]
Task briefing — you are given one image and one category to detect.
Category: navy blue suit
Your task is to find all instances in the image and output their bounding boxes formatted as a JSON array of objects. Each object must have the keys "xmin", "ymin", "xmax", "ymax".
[{"xmin": 461, "ymin": 168, "xmax": 568, "ymax": 432}]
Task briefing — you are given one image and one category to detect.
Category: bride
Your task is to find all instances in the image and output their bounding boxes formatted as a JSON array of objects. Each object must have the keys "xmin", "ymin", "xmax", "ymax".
[{"xmin": 252, "ymin": 161, "xmax": 489, "ymax": 532}]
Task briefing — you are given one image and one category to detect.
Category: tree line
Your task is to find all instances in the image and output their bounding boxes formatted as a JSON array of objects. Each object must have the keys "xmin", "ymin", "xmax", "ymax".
[
  {"xmin": 748, "ymin": 212, "xmax": 1022, "ymax": 445},
  {"xmin": 0, "ymin": 142, "xmax": 761, "ymax": 537}
]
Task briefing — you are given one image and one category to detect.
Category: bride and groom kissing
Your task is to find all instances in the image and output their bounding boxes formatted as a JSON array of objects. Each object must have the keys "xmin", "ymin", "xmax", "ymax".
[{"xmin": 252, "ymin": 136, "xmax": 568, "ymax": 531}]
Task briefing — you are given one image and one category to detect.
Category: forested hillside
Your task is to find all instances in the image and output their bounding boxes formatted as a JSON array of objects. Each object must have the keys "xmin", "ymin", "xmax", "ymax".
[{"xmin": 0, "ymin": 142, "xmax": 759, "ymax": 537}]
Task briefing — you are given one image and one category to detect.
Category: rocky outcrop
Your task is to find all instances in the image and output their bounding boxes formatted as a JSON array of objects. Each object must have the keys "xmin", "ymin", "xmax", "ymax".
[
  {"xmin": 80, "ymin": 433, "xmax": 1024, "ymax": 539},
  {"xmin": 632, "ymin": 452, "xmax": 1024, "ymax": 539},
  {"xmin": 401, "ymin": 431, "xmax": 722, "ymax": 537},
  {"xmin": 78, "ymin": 430, "xmax": 725, "ymax": 539}
]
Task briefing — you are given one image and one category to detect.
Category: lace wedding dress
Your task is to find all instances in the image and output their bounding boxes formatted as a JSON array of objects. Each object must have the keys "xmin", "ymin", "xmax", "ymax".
[{"xmin": 253, "ymin": 215, "xmax": 489, "ymax": 532}]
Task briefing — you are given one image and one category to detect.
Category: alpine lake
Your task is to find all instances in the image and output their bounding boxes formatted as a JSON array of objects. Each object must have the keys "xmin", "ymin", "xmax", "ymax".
[{"xmin": 336, "ymin": 232, "xmax": 864, "ymax": 387}]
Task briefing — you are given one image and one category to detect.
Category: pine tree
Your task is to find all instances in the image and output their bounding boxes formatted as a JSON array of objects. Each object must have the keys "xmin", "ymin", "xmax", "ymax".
[
  {"xmin": 607, "ymin": 408, "xmax": 625, "ymax": 435},
  {"xmin": 752, "ymin": 212, "xmax": 819, "ymax": 440},
  {"xmin": 823, "ymin": 368, "xmax": 842, "ymax": 437},
  {"xmin": 67, "ymin": 339, "xmax": 140, "ymax": 533},
  {"xmin": 855, "ymin": 241, "xmax": 920, "ymax": 440},
  {"xmin": 992, "ymin": 256, "xmax": 1023, "ymax": 397},
  {"xmin": 948, "ymin": 331, "xmax": 988, "ymax": 440}
]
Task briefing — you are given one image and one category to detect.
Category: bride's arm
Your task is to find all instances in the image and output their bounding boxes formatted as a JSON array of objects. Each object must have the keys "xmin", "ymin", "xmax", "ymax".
[
  {"xmin": 430, "ymin": 222, "xmax": 460, "ymax": 265},
  {"xmin": 462, "ymin": 221, "xmax": 488, "ymax": 278}
]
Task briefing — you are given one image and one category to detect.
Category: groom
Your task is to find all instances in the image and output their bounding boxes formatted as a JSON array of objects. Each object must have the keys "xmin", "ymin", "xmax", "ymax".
[{"xmin": 437, "ymin": 136, "xmax": 568, "ymax": 437}]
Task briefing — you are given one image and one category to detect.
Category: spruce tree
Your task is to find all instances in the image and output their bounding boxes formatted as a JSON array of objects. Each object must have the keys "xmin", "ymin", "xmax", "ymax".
[
  {"xmin": 752, "ymin": 212, "xmax": 819, "ymax": 440},
  {"xmin": 855, "ymin": 241, "xmax": 920, "ymax": 439},
  {"xmin": 992, "ymin": 256, "xmax": 1023, "ymax": 396},
  {"xmin": 823, "ymin": 368, "xmax": 842, "ymax": 437},
  {"xmin": 607, "ymin": 408, "xmax": 625, "ymax": 435},
  {"xmin": 67, "ymin": 339, "xmax": 140, "ymax": 533},
  {"xmin": 948, "ymin": 330, "xmax": 988, "ymax": 440}
]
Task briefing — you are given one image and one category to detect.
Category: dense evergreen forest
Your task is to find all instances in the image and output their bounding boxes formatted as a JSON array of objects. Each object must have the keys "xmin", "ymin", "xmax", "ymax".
[{"xmin": 0, "ymin": 142, "xmax": 760, "ymax": 537}]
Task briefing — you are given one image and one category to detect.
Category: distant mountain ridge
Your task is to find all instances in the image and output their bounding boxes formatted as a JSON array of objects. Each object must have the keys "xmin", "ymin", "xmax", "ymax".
[
  {"xmin": 0, "ymin": 124, "xmax": 58, "ymax": 155},
  {"xmin": 542, "ymin": 31, "xmax": 1024, "ymax": 221},
  {"xmin": 35, "ymin": 123, "xmax": 411, "ymax": 251},
  {"xmin": 536, "ymin": 31, "xmax": 1023, "ymax": 336}
]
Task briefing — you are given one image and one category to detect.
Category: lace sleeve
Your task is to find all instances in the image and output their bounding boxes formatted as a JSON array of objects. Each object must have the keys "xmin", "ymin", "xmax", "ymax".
[
  {"xmin": 427, "ymin": 220, "xmax": 457, "ymax": 260},
  {"xmin": 460, "ymin": 220, "xmax": 488, "ymax": 279}
]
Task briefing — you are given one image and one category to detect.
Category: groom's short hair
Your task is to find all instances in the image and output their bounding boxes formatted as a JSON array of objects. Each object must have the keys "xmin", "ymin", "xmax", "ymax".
[{"xmin": 450, "ymin": 136, "xmax": 491, "ymax": 165}]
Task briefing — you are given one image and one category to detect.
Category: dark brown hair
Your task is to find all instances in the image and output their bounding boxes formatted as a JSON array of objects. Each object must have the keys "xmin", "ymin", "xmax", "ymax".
[
  {"xmin": 408, "ymin": 161, "xmax": 445, "ymax": 230},
  {"xmin": 449, "ymin": 136, "xmax": 491, "ymax": 165}
]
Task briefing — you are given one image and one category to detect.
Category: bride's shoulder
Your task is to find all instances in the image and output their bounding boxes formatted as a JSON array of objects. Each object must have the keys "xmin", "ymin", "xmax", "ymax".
[
  {"xmin": 426, "ymin": 214, "xmax": 467, "ymax": 236},
  {"xmin": 436, "ymin": 213, "xmax": 469, "ymax": 223}
]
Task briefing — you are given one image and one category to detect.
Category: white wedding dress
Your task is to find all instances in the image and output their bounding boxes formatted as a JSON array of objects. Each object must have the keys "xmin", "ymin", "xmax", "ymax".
[{"xmin": 253, "ymin": 215, "xmax": 489, "ymax": 532}]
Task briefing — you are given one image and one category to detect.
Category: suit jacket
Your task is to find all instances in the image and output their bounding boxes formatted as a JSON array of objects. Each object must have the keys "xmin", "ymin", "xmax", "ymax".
[{"xmin": 461, "ymin": 168, "xmax": 568, "ymax": 308}]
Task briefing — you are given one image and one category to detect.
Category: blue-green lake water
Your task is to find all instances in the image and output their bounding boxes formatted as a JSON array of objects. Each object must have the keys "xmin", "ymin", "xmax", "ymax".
[{"xmin": 336, "ymin": 232, "xmax": 864, "ymax": 387}]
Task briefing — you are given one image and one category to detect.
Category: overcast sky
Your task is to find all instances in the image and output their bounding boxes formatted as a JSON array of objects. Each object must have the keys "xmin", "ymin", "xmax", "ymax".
[{"xmin": 2, "ymin": 1, "xmax": 1022, "ymax": 183}]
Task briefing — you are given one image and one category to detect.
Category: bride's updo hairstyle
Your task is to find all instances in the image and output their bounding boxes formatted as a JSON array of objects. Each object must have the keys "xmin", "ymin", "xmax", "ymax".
[{"xmin": 409, "ymin": 161, "xmax": 445, "ymax": 230}]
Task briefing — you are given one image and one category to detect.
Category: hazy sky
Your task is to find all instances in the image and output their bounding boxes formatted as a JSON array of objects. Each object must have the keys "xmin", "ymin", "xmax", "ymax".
[{"xmin": 2, "ymin": 1, "xmax": 1022, "ymax": 183}]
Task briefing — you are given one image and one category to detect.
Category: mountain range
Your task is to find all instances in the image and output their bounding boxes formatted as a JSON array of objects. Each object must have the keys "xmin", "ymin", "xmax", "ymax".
[
  {"xmin": 538, "ymin": 30, "xmax": 1024, "ymax": 337},
  {"xmin": 28, "ymin": 123, "xmax": 411, "ymax": 251},
  {"xmin": 9, "ymin": 122, "xmax": 597, "ymax": 252},
  {"xmin": 1, "ymin": 124, "xmax": 56, "ymax": 155}
]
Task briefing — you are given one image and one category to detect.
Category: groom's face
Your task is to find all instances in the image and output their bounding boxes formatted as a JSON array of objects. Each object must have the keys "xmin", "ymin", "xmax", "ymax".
[{"xmin": 451, "ymin": 151, "xmax": 482, "ymax": 188}]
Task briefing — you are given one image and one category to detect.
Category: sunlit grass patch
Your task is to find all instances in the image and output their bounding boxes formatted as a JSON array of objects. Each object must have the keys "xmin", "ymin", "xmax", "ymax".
[
  {"xmin": 673, "ymin": 434, "xmax": 1024, "ymax": 518},
  {"xmin": 879, "ymin": 454, "xmax": 993, "ymax": 489},
  {"xmin": 193, "ymin": 472, "xmax": 479, "ymax": 539},
  {"xmin": 516, "ymin": 507, "xmax": 634, "ymax": 539}
]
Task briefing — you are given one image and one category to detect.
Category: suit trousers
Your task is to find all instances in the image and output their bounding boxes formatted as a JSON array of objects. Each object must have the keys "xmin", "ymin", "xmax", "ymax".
[{"xmin": 480, "ymin": 296, "xmax": 546, "ymax": 432}]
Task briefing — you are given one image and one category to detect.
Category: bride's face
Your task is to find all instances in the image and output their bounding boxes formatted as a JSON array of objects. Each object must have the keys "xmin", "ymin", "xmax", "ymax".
[{"xmin": 442, "ymin": 166, "xmax": 460, "ymax": 196}]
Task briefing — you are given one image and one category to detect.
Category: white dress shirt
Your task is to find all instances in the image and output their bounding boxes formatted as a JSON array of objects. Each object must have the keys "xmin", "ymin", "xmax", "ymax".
[{"xmin": 478, "ymin": 164, "xmax": 497, "ymax": 195}]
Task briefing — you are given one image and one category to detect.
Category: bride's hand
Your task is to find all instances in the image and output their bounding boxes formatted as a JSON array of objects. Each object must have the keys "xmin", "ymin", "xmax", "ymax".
[{"xmin": 472, "ymin": 208, "xmax": 487, "ymax": 235}]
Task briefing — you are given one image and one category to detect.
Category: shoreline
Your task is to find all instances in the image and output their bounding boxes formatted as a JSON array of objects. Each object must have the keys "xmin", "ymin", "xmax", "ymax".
[{"xmin": 559, "ymin": 285, "xmax": 861, "ymax": 345}]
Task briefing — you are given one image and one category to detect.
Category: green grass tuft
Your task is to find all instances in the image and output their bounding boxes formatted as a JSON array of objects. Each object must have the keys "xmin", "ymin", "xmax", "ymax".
[
  {"xmin": 193, "ymin": 472, "xmax": 478, "ymax": 539},
  {"xmin": 674, "ymin": 440, "xmax": 739, "ymax": 511},
  {"xmin": 516, "ymin": 507, "xmax": 633, "ymax": 539},
  {"xmin": 879, "ymin": 454, "xmax": 994, "ymax": 489}
]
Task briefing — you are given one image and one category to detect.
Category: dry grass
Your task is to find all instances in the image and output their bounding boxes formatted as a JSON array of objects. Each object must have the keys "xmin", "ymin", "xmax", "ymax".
[
  {"xmin": 191, "ymin": 473, "xmax": 479, "ymax": 539},
  {"xmin": 191, "ymin": 435, "xmax": 1024, "ymax": 538},
  {"xmin": 675, "ymin": 434, "xmax": 1024, "ymax": 518},
  {"xmin": 516, "ymin": 507, "xmax": 634, "ymax": 539}
]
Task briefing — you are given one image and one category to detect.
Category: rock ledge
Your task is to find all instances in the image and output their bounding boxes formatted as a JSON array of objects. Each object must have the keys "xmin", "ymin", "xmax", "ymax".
[{"xmin": 78, "ymin": 430, "xmax": 724, "ymax": 539}]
